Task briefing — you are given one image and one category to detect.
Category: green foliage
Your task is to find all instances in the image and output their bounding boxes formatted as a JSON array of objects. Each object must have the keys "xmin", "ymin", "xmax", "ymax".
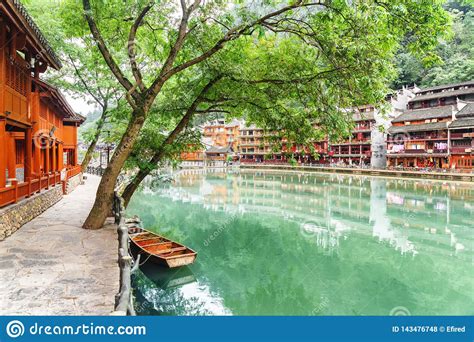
[
  {"xmin": 28, "ymin": 0, "xmax": 452, "ymax": 172},
  {"xmin": 393, "ymin": 0, "xmax": 473, "ymax": 88}
]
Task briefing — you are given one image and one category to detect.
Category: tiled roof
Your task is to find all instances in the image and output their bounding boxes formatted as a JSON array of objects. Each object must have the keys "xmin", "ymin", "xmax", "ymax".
[
  {"xmin": 206, "ymin": 146, "xmax": 233, "ymax": 154},
  {"xmin": 9, "ymin": 0, "xmax": 62, "ymax": 68},
  {"xmin": 392, "ymin": 106, "xmax": 453, "ymax": 123},
  {"xmin": 353, "ymin": 111, "xmax": 375, "ymax": 121},
  {"xmin": 388, "ymin": 122, "xmax": 448, "ymax": 134},
  {"xmin": 449, "ymin": 118, "xmax": 474, "ymax": 129},
  {"xmin": 409, "ymin": 87, "xmax": 474, "ymax": 102},
  {"xmin": 240, "ymin": 124, "xmax": 261, "ymax": 130},
  {"xmin": 456, "ymin": 103, "xmax": 474, "ymax": 118},
  {"xmin": 416, "ymin": 80, "xmax": 474, "ymax": 94},
  {"xmin": 34, "ymin": 78, "xmax": 84, "ymax": 123}
]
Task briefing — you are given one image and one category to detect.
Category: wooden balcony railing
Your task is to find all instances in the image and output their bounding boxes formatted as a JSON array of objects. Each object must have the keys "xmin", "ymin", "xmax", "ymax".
[
  {"xmin": 67, "ymin": 165, "xmax": 82, "ymax": 179},
  {"xmin": 451, "ymin": 147, "xmax": 472, "ymax": 153},
  {"xmin": 0, "ymin": 165, "xmax": 82, "ymax": 209},
  {"xmin": 0, "ymin": 172, "xmax": 61, "ymax": 208}
]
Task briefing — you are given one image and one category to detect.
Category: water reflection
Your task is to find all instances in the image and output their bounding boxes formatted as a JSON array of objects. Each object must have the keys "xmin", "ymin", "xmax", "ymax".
[
  {"xmin": 151, "ymin": 170, "xmax": 472, "ymax": 258},
  {"xmin": 129, "ymin": 170, "xmax": 474, "ymax": 315}
]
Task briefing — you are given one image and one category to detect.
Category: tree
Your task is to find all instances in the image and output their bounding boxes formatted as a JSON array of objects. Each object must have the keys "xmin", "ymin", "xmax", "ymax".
[
  {"xmin": 392, "ymin": 0, "xmax": 473, "ymax": 88},
  {"xmin": 26, "ymin": 0, "xmax": 125, "ymax": 172},
  {"xmin": 53, "ymin": 0, "xmax": 449, "ymax": 229}
]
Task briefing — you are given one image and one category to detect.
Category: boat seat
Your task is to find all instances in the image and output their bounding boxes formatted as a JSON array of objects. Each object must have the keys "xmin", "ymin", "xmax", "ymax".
[
  {"xmin": 139, "ymin": 241, "xmax": 172, "ymax": 248},
  {"xmin": 146, "ymin": 246, "xmax": 187, "ymax": 255}
]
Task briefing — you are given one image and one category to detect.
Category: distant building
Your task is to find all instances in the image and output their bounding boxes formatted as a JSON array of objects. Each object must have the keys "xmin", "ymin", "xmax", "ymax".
[
  {"xmin": 180, "ymin": 82, "xmax": 474, "ymax": 171},
  {"xmin": 449, "ymin": 103, "xmax": 474, "ymax": 169},
  {"xmin": 203, "ymin": 118, "xmax": 241, "ymax": 151},
  {"xmin": 180, "ymin": 119, "xmax": 242, "ymax": 167},
  {"xmin": 329, "ymin": 107, "xmax": 375, "ymax": 166},
  {"xmin": 387, "ymin": 81, "xmax": 474, "ymax": 169}
]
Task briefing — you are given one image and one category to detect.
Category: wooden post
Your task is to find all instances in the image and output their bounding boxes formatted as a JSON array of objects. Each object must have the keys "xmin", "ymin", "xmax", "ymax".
[
  {"xmin": 12, "ymin": 180, "xmax": 18, "ymax": 203},
  {"xmin": 0, "ymin": 119, "xmax": 6, "ymax": 187},
  {"xmin": 58, "ymin": 142, "xmax": 64, "ymax": 170},
  {"xmin": 74, "ymin": 123, "xmax": 79, "ymax": 165},
  {"xmin": 25, "ymin": 128, "xmax": 32, "ymax": 181},
  {"xmin": 45, "ymin": 139, "xmax": 50, "ymax": 174},
  {"xmin": 45, "ymin": 139, "xmax": 50, "ymax": 189},
  {"xmin": 7, "ymin": 134, "xmax": 16, "ymax": 180},
  {"xmin": 52, "ymin": 140, "xmax": 57, "ymax": 172}
]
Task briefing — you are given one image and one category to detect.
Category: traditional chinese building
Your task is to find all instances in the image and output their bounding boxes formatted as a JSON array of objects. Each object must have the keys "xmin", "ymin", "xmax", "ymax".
[
  {"xmin": 0, "ymin": 0, "xmax": 83, "ymax": 208},
  {"xmin": 448, "ymin": 102, "xmax": 474, "ymax": 169},
  {"xmin": 329, "ymin": 107, "xmax": 375, "ymax": 166},
  {"xmin": 387, "ymin": 81, "xmax": 474, "ymax": 169},
  {"xmin": 202, "ymin": 118, "xmax": 241, "ymax": 151}
]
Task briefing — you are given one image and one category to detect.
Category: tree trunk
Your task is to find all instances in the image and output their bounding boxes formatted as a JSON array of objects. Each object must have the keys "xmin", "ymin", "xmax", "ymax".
[
  {"xmin": 122, "ymin": 167, "xmax": 149, "ymax": 207},
  {"xmin": 83, "ymin": 109, "xmax": 145, "ymax": 229},
  {"xmin": 81, "ymin": 108, "xmax": 107, "ymax": 173},
  {"xmin": 121, "ymin": 76, "xmax": 222, "ymax": 207}
]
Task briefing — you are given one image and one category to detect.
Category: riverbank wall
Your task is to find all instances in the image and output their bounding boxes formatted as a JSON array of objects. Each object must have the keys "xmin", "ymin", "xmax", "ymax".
[{"xmin": 240, "ymin": 164, "xmax": 474, "ymax": 182}]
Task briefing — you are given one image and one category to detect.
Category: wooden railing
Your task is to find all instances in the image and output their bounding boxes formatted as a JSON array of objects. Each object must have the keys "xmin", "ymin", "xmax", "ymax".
[
  {"xmin": 0, "ymin": 172, "xmax": 62, "ymax": 208},
  {"xmin": 67, "ymin": 165, "xmax": 82, "ymax": 179},
  {"xmin": 0, "ymin": 165, "xmax": 83, "ymax": 209},
  {"xmin": 86, "ymin": 166, "xmax": 106, "ymax": 176}
]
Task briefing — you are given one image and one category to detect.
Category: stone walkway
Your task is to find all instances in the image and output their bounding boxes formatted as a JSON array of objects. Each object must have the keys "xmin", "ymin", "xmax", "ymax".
[{"xmin": 0, "ymin": 175, "xmax": 118, "ymax": 315}]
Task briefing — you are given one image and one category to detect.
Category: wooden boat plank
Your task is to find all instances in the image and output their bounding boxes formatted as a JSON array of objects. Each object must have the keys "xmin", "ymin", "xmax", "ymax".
[
  {"xmin": 145, "ymin": 246, "xmax": 187, "ymax": 255},
  {"xmin": 138, "ymin": 241, "xmax": 173, "ymax": 248}
]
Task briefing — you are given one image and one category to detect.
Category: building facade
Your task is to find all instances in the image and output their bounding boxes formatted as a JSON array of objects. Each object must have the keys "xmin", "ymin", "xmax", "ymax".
[
  {"xmin": 0, "ymin": 0, "xmax": 83, "ymax": 208},
  {"xmin": 387, "ymin": 81, "xmax": 474, "ymax": 169},
  {"xmin": 329, "ymin": 107, "xmax": 375, "ymax": 166},
  {"xmin": 180, "ymin": 82, "xmax": 474, "ymax": 171}
]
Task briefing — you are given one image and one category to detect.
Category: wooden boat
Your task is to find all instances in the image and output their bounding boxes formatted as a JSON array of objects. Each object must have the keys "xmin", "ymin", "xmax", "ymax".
[{"xmin": 128, "ymin": 227, "xmax": 197, "ymax": 268}]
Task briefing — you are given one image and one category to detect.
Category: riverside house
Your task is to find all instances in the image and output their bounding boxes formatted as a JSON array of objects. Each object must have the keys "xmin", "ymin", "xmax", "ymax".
[
  {"xmin": 0, "ymin": 0, "xmax": 83, "ymax": 210},
  {"xmin": 387, "ymin": 81, "xmax": 474, "ymax": 169}
]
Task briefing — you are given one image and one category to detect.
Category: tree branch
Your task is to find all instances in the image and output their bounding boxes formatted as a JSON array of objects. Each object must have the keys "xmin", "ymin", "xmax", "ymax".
[
  {"xmin": 67, "ymin": 54, "xmax": 104, "ymax": 107},
  {"xmin": 82, "ymin": 0, "xmax": 138, "ymax": 106},
  {"xmin": 145, "ymin": 0, "xmax": 325, "ymax": 107},
  {"xmin": 128, "ymin": 2, "xmax": 154, "ymax": 92}
]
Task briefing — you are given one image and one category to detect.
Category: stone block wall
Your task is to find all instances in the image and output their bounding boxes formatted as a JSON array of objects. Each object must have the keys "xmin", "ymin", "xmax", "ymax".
[
  {"xmin": 0, "ymin": 186, "xmax": 63, "ymax": 241},
  {"xmin": 65, "ymin": 173, "xmax": 83, "ymax": 195}
]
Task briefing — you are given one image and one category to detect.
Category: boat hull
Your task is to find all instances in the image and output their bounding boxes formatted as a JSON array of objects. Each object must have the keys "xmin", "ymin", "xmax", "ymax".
[{"xmin": 129, "ymin": 230, "xmax": 197, "ymax": 268}]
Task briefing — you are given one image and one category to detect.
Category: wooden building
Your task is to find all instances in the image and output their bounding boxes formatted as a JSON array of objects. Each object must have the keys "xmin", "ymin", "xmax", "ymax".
[
  {"xmin": 0, "ymin": 0, "xmax": 83, "ymax": 208},
  {"xmin": 329, "ymin": 107, "xmax": 375, "ymax": 166},
  {"xmin": 203, "ymin": 119, "xmax": 241, "ymax": 151},
  {"xmin": 449, "ymin": 102, "xmax": 474, "ymax": 169},
  {"xmin": 387, "ymin": 81, "xmax": 474, "ymax": 169}
]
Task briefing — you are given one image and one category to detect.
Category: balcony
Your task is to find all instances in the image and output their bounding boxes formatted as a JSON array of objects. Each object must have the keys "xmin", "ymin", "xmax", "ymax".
[{"xmin": 451, "ymin": 147, "xmax": 472, "ymax": 154}]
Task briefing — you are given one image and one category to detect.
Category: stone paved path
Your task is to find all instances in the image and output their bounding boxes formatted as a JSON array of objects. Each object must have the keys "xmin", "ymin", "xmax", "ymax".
[{"xmin": 0, "ymin": 175, "xmax": 118, "ymax": 315}]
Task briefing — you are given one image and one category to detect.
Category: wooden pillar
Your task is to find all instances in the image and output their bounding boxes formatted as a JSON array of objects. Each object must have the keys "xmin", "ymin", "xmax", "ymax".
[
  {"xmin": 52, "ymin": 140, "xmax": 57, "ymax": 172},
  {"xmin": 58, "ymin": 143, "xmax": 64, "ymax": 170},
  {"xmin": 7, "ymin": 134, "xmax": 16, "ymax": 180},
  {"xmin": 74, "ymin": 123, "xmax": 79, "ymax": 165},
  {"xmin": 45, "ymin": 139, "xmax": 50, "ymax": 174},
  {"xmin": 24, "ymin": 128, "xmax": 32, "ymax": 181},
  {"xmin": 32, "ymin": 92, "xmax": 41, "ymax": 176},
  {"xmin": 0, "ymin": 119, "xmax": 6, "ymax": 187}
]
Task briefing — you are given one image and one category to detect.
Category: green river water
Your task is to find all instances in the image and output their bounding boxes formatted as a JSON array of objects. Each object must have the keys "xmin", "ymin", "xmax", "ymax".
[{"xmin": 127, "ymin": 170, "xmax": 474, "ymax": 316}]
